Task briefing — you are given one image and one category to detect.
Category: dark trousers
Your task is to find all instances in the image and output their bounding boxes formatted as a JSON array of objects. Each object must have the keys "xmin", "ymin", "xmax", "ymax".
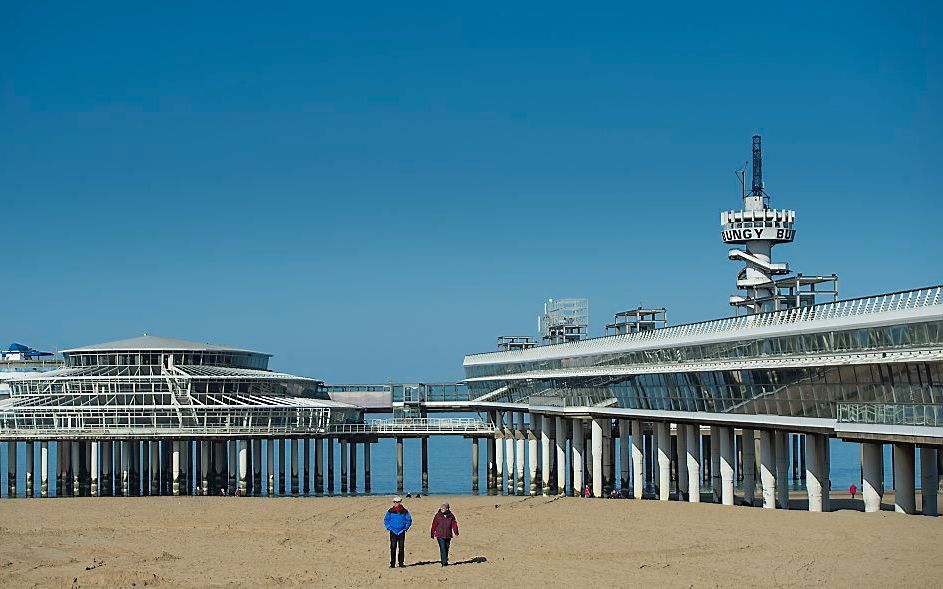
[
  {"xmin": 437, "ymin": 537, "xmax": 451, "ymax": 565},
  {"xmin": 389, "ymin": 532, "xmax": 406, "ymax": 565}
]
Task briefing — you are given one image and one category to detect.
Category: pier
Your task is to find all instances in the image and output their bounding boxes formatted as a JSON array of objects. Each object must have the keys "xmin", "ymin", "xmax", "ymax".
[{"xmin": 1, "ymin": 137, "xmax": 941, "ymax": 515}]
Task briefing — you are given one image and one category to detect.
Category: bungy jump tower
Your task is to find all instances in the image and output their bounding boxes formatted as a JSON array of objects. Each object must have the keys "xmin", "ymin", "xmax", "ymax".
[{"xmin": 723, "ymin": 135, "xmax": 837, "ymax": 314}]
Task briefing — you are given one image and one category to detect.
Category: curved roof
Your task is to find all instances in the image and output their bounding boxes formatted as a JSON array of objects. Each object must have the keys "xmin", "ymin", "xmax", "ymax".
[{"xmin": 62, "ymin": 335, "xmax": 269, "ymax": 356}]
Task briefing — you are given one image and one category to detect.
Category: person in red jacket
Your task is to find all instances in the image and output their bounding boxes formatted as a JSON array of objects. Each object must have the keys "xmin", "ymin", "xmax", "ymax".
[
  {"xmin": 849, "ymin": 483, "xmax": 858, "ymax": 500},
  {"xmin": 431, "ymin": 503, "xmax": 459, "ymax": 566}
]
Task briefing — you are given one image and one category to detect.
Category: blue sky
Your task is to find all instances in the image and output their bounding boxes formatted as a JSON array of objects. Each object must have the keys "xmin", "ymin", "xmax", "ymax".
[{"xmin": 2, "ymin": 1, "xmax": 940, "ymax": 381}]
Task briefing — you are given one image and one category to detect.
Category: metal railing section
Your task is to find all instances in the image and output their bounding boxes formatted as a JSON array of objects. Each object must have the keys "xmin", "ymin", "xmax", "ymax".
[
  {"xmin": 837, "ymin": 403, "xmax": 943, "ymax": 428},
  {"xmin": 329, "ymin": 417, "xmax": 493, "ymax": 434},
  {"xmin": 467, "ymin": 285, "xmax": 943, "ymax": 361},
  {"xmin": 0, "ymin": 406, "xmax": 341, "ymax": 439}
]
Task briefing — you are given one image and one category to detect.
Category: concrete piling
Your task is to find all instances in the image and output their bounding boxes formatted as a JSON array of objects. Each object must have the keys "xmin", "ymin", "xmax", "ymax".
[
  {"xmin": 919, "ymin": 447, "xmax": 938, "ymax": 516},
  {"xmin": 893, "ymin": 443, "xmax": 916, "ymax": 514},
  {"xmin": 555, "ymin": 416, "xmax": 567, "ymax": 495},
  {"xmin": 685, "ymin": 424, "xmax": 701, "ymax": 503},
  {"xmin": 472, "ymin": 437, "xmax": 480, "ymax": 493}
]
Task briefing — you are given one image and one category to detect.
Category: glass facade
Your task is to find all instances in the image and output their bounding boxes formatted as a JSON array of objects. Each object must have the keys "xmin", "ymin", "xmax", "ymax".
[
  {"xmin": 64, "ymin": 350, "xmax": 269, "ymax": 370},
  {"xmin": 465, "ymin": 319, "xmax": 943, "ymax": 420},
  {"xmin": 465, "ymin": 320, "xmax": 943, "ymax": 379}
]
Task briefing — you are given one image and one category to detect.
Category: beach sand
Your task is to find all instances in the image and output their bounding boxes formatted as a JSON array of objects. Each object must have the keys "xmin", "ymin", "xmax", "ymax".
[{"xmin": 0, "ymin": 495, "xmax": 940, "ymax": 588}]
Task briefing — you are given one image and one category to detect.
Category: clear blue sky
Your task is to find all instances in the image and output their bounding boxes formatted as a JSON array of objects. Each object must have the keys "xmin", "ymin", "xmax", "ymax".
[{"xmin": 3, "ymin": 1, "xmax": 940, "ymax": 381}]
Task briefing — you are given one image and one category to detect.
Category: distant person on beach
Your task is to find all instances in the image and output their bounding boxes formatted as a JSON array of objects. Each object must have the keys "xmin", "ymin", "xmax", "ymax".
[
  {"xmin": 583, "ymin": 485, "xmax": 591, "ymax": 498},
  {"xmin": 384, "ymin": 496, "xmax": 412, "ymax": 568},
  {"xmin": 431, "ymin": 503, "xmax": 459, "ymax": 567},
  {"xmin": 849, "ymin": 483, "xmax": 857, "ymax": 500}
]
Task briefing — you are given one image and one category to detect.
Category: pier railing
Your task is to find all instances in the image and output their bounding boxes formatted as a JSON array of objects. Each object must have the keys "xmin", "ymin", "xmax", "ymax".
[
  {"xmin": 837, "ymin": 403, "xmax": 943, "ymax": 428},
  {"xmin": 0, "ymin": 406, "xmax": 340, "ymax": 440},
  {"xmin": 329, "ymin": 418, "xmax": 493, "ymax": 435}
]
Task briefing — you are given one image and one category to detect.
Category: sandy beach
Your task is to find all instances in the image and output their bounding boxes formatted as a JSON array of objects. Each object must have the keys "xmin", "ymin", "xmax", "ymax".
[{"xmin": 0, "ymin": 495, "xmax": 940, "ymax": 588}]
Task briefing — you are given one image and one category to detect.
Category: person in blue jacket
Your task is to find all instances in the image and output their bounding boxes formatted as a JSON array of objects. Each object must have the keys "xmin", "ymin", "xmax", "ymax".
[{"xmin": 383, "ymin": 496, "xmax": 412, "ymax": 568}]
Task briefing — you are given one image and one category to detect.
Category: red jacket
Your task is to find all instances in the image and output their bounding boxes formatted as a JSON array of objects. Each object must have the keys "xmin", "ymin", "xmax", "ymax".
[{"xmin": 431, "ymin": 510, "xmax": 459, "ymax": 539}]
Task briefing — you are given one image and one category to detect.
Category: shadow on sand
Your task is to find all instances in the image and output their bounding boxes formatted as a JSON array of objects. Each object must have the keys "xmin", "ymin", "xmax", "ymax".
[{"xmin": 407, "ymin": 557, "xmax": 488, "ymax": 567}]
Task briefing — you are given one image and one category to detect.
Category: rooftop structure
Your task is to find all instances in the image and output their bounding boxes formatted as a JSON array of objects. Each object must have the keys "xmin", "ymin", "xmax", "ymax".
[
  {"xmin": 0, "ymin": 343, "xmax": 63, "ymax": 397},
  {"xmin": 539, "ymin": 298, "xmax": 589, "ymax": 344},
  {"xmin": 605, "ymin": 307, "xmax": 667, "ymax": 336}
]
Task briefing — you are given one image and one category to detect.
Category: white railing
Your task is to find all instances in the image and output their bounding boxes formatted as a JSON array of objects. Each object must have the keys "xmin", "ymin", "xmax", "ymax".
[
  {"xmin": 467, "ymin": 285, "xmax": 943, "ymax": 362},
  {"xmin": 329, "ymin": 418, "xmax": 493, "ymax": 434},
  {"xmin": 0, "ymin": 406, "xmax": 336, "ymax": 439},
  {"xmin": 837, "ymin": 403, "xmax": 943, "ymax": 428}
]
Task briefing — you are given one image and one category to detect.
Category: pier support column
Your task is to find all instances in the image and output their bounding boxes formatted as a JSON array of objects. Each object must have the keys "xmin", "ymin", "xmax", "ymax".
[
  {"xmin": 364, "ymin": 441, "xmax": 372, "ymax": 494},
  {"xmin": 278, "ymin": 438, "xmax": 287, "ymax": 495},
  {"xmin": 6, "ymin": 441, "xmax": 16, "ymax": 497},
  {"xmin": 200, "ymin": 441, "xmax": 210, "ymax": 495},
  {"xmin": 349, "ymin": 439, "xmax": 357, "ymax": 494},
  {"xmin": 90, "ymin": 441, "xmax": 99, "ymax": 497},
  {"xmin": 421, "ymin": 437, "xmax": 429, "ymax": 492},
  {"xmin": 719, "ymin": 426, "xmax": 735, "ymax": 506},
  {"xmin": 591, "ymin": 419, "xmax": 604, "ymax": 498},
  {"xmin": 920, "ymin": 446, "xmax": 938, "ymax": 516},
  {"xmin": 528, "ymin": 417, "xmax": 539, "ymax": 496},
  {"xmin": 303, "ymin": 438, "xmax": 311, "ymax": 495},
  {"xmin": 73, "ymin": 440, "xmax": 83, "ymax": 497},
  {"xmin": 572, "ymin": 419, "xmax": 584, "ymax": 496},
  {"xmin": 472, "ymin": 437, "xmax": 480, "ymax": 493},
  {"xmin": 602, "ymin": 421, "xmax": 613, "ymax": 495},
  {"xmin": 150, "ymin": 441, "xmax": 160, "ymax": 495},
  {"xmin": 685, "ymin": 424, "xmax": 701, "ymax": 503},
  {"xmin": 709, "ymin": 427, "xmax": 721, "ymax": 503},
  {"xmin": 291, "ymin": 438, "xmax": 300, "ymax": 495},
  {"xmin": 505, "ymin": 416, "xmax": 515, "ymax": 495},
  {"xmin": 266, "ymin": 439, "xmax": 276, "ymax": 495},
  {"xmin": 676, "ymin": 424, "xmax": 689, "ymax": 499},
  {"xmin": 486, "ymin": 415, "xmax": 496, "ymax": 493},
  {"xmin": 497, "ymin": 414, "xmax": 506, "ymax": 494},
  {"xmin": 742, "ymin": 429, "xmax": 756, "ymax": 505},
  {"xmin": 760, "ymin": 430, "xmax": 776, "ymax": 509},
  {"xmin": 327, "ymin": 438, "xmax": 335, "ymax": 494},
  {"xmin": 656, "ymin": 422, "xmax": 671, "ymax": 501},
  {"xmin": 806, "ymin": 434, "xmax": 825, "ymax": 512},
  {"xmin": 893, "ymin": 443, "xmax": 916, "ymax": 514},
  {"xmin": 101, "ymin": 441, "xmax": 112, "ymax": 497},
  {"xmin": 775, "ymin": 431, "xmax": 789, "ymax": 509},
  {"xmin": 229, "ymin": 440, "xmax": 238, "ymax": 494},
  {"xmin": 631, "ymin": 420, "xmax": 644, "ymax": 499},
  {"xmin": 340, "ymin": 439, "xmax": 348, "ymax": 494},
  {"xmin": 56, "ymin": 441, "xmax": 64, "ymax": 497},
  {"xmin": 515, "ymin": 413, "xmax": 525, "ymax": 496},
  {"xmin": 252, "ymin": 439, "xmax": 262, "ymax": 496},
  {"xmin": 619, "ymin": 420, "xmax": 630, "ymax": 495},
  {"xmin": 239, "ymin": 441, "xmax": 248, "ymax": 494},
  {"xmin": 25, "ymin": 442, "xmax": 35, "ymax": 498},
  {"xmin": 555, "ymin": 416, "xmax": 567, "ymax": 495},
  {"xmin": 861, "ymin": 442, "xmax": 883, "ymax": 512},
  {"xmin": 314, "ymin": 438, "xmax": 323, "ymax": 494},
  {"xmin": 172, "ymin": 441, "xmax": 181, "ymax": 496},
  {"xmin": 540, "ymin": 415, "xmax": 551, "ymax": 496},
  {"xmin": 395, "ymin": 437, "xmax": 403, "ymax": 493},
  {"xmin": 40, "ymin": 441, "xmax": 49, "ymax": 498}
]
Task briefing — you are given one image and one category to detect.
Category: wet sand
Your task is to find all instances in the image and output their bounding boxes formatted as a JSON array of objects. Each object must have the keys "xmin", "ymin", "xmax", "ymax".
[{"xmin": 0, "ymin": 495, "xmax": 940, "ymax": 588}]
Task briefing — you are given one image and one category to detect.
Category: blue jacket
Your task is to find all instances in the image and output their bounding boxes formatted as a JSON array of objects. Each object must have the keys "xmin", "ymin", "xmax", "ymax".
[{"xmin": 384, "ymin": 506, "xmax": 412, "ymax": 535}]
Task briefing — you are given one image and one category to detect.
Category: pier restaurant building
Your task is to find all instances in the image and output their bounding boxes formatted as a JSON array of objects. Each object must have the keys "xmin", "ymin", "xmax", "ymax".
[{"xmin": 0, "ymin": 335, "xmax": 359, "ymax": 496}]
